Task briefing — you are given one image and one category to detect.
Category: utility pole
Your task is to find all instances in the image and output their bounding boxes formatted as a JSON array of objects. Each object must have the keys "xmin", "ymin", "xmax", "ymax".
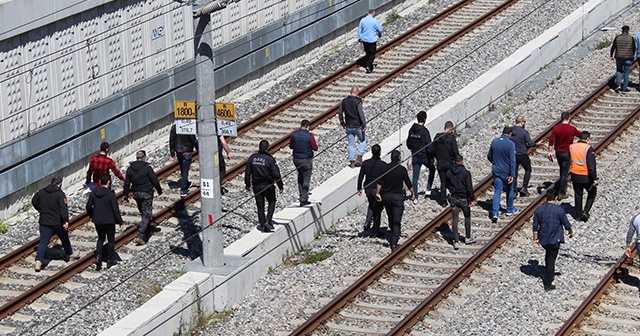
[{"xmin": 192, "ymin": 0, "xmax": 225, "ymax": 268}]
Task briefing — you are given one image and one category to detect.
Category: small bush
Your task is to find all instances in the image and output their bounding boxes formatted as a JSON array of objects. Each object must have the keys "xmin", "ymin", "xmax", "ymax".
[
  {"xmin": 596, "ymin": 40, "xmax": 611, "ymax": 50},
  {"xmin": 0, "ymin": 222, "xmax": 9, "ymax": 234},
  {"xmin": 384, "ymin": 10, "xmax": 401, "ymax": 25},
  {"xmin": 302, "ymin": 250, "xmax": 333, "ymax": 264}
]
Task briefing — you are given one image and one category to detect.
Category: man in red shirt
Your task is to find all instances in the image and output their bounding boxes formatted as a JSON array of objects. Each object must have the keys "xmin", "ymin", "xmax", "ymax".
[
  {"xmin": 547, "ymin": 112, "xmax": 580, "ymax": 200},
  {"xmin": 86, "ymin": 142, "xmax": 125, "ymax": 187}
]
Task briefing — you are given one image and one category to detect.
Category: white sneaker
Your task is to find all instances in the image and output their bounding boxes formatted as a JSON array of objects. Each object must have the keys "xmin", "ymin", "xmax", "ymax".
[
  {"xmin": 413, "ymin": 198, "xmax": 419, "ymax": 204},
  {"xmin": 424, "ymin": 189, "xmax": 432, "ymax": 196}
]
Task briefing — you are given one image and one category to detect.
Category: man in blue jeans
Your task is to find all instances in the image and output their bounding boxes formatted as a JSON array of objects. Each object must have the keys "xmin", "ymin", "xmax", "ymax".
[
  {"xmin": 31, "ymin": 177, "xmax": 78, "ymax": 271},
  {"xmin": 610, "ymin": 25, "xmax": 635, "ymax": 92},
  {"xmin": 487, "ymin": 126, "xmax": 518, "ymax": 222},
  {"xmin": 338, "ymin": 86, "xmax": 367, "ymax": 168}
]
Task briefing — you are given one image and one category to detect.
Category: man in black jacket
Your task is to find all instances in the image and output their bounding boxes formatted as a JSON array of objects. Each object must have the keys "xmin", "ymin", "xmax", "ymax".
[
  {"xmin": 338, "ymin": 86, "xmax": 367, "ymax": 168},
  {"xmin": 446, "ymin": 155, "xmax": 477, "ymax": 250},
  {"xmin": 407, "ymin": 111, "xmax": 435, "ymax": 203},
  {"xmin": 123, "ymin": 150, "xmax": 163, "ymax": 245},
  {"xmin": 87, "ymin": 175, "xmax": 124, "ymax": 270},
  {"xmin": 376, "ymin": 150, "xmax": 415, "ymax": 251},
  {"xmin": 245, "ymin": 140, "xmax": 284, "ymax": 232},
  {"xmin": 357, "ymin": 144, "xmax": 387, "ymax": 237},
  {"xmin": 431, "ymin": 121, "xmax": 459, "ymax": 206},
  {"xmin": 169, "ymin": 123, "xmax": 198, "ymax": 197},
  {"xmin": 32, "ymin": 177, "xmax": 77, "ymax": 271}
]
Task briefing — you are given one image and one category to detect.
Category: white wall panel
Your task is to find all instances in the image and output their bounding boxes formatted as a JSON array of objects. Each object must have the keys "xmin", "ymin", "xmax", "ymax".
[{"xmin": 0, "ymin": 0, "xmax": 194, "ymax": 145}]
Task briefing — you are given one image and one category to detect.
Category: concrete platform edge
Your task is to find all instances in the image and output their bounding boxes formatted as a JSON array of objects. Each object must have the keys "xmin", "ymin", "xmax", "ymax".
[{"xmin": 98, "ymin": 0, "xmax": 625, "ymax": 334}]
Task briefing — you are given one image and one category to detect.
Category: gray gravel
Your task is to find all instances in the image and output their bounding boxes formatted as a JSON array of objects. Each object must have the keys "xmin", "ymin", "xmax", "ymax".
[{"xmin": 0, "ymin": 0, "xmax": 634, "ymax": 335}]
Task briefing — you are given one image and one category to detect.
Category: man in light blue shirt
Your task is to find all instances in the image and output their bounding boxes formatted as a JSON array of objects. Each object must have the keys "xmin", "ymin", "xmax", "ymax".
[{"xmin": 358, "ymin": 9, "xmax": 383, "ymax": 73}]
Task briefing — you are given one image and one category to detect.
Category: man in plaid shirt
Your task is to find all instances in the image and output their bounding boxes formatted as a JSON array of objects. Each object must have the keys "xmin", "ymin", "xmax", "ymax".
[{"xmin": 86, "ymin": 142, "xmax": 125, "ymax": 187}]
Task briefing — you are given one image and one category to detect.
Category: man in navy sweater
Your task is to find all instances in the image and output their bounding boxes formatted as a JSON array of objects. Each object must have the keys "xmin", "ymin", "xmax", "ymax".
[
  {"xmin": 289, "ymin": 119, "xmax": 318, "ymax": 207},
  {"xmin": 533, "ymin": 189, "xmax": 573, "ymax": 291}
]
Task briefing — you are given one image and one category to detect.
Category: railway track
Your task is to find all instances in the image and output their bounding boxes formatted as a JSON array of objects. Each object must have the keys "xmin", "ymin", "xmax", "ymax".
[
  {"xmin": 290, "ymin": 76, "xmax": 640, "ymax": 335},
  {"xmin": 0, "ymin": 0, "xmax": 528, "ymax": 324}
]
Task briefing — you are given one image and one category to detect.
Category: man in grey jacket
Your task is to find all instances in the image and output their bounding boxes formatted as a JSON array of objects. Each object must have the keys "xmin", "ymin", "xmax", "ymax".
[
  {"xmin": 338, "ymin": 86, "xmax": 367, "ymax": 169},
  {"xmin": 625, "ymin": 213, "xmax": 640, "ymax": 259}
]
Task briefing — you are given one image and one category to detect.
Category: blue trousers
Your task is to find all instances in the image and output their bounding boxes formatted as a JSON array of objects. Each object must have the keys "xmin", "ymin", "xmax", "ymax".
[
  {"xmin": 492, "ymin": 174, "xmax": 514, "ymax": 216},
  {"xmin": 346, "ymin": 128, "xmax": 366, "ymax": 161},
  {"xmin": 36, "ymin": 224, "xmax": 73, "ymax": 261},
  {"xmin": 615, "ymin": 58, "xmax": 632, "ymax": 90}
]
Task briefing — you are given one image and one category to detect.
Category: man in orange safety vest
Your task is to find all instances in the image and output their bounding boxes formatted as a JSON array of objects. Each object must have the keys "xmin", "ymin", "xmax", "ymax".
[{"xmin": 569, "ymin": 131, "xmax": 598, "ymax": 222}]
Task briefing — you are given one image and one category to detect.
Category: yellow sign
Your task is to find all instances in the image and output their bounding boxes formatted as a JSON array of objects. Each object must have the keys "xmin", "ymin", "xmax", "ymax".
[
  {"xmin": 215, "ymin": 102, "xmax": 236, "ymax": 121},
  {"xmin": 174, "ymin": 100, "xmax": 196, "ymax": 118}
]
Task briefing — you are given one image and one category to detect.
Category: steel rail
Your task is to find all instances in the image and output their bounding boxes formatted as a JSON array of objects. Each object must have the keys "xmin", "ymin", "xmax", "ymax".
[
  {"xmin": 289, "ymin": 75, "xmax": 621, "ymax": 335},
  {"xmin": 388, "ymin": 97, "xmax": 640, "ymax": 335},
  {"xmin": 555, "ymin": 243, "xmax": 637, "ymax": 336},
  {"xmin": 0, "ymin": 0, "xmax": 538, "ymax": 323}
]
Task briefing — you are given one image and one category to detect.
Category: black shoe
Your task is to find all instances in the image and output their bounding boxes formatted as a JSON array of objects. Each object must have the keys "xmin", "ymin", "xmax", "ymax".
[
  {"xmin": 300, "ymin": 201, "xmax": 311, "ymax": 207},
  {"xmin": 580, "ymin": 213, "xmax": 590, "ymax": 222},
  {"xmin": 557, "ymin": 193, "xmax": 569, "ymax": 200},
  {"xmin": 95, "ymin": 254, "xmax": 103, "ymax": 271},
  {"xmin": 544, "ymin": 284, "xmax": 556, "ymax": 291},
  {"xmin": 390, "ymin": 243, "xmax": 399, "ymax": 252},
  {"xmin": 520, "ymin": 190, "xmax": 530, "ymax": 197},
  {"xmin": 106, "ymin": 260, "xmax": 117, "ymax": 269},
  {"xmin": 262, "ymin": 222, "xmax": 274, "ymax": 232},
  {"xmin": 622, "ymin": 88, "xmax": 630, "ymax": 92}
]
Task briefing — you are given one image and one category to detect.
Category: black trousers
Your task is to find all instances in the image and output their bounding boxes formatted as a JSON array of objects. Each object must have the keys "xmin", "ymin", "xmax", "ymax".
[
  {"xmin": 95, "ymin": 223, "xmax": 116, "ymax": 261},
  {"xmin": 449, "ymin": 197, "xmax": 471, "ymax": 242},
  {"xmin": 364, "ymin": 187, "xmax": 383, "ymax": 233},
  {"xmin": 555, "ymin": 151, "xmax": 571, "ymax": 195},
  {"xmin": 572, "ymin": 181, "xmax": 597, "ymax": 217},
  {"xmin": 133, "ymin": 191, "xmax": 153, "ymax": 238},
  {"xmin": 543, "ymin": 242, "xmax": 560, "ymax": 287},
  {"xmin": 293, "ymin": 158, "xmax": 313, "ymax": 203},
  {"xmin": 382, "ymin": 193, "xmax": 404, "ymax": 246},
  {"xmin": 515, "ymin": 154, "xmax": 532, "ymax": 191},
  {"xmin": 437, "ymin": 167, "xmax": 450, "ymax": 203},
  {"xmin": 254, "ymin": 185, "xmax": 276, "ymax": 226},
  {"xmin": 363, "ymin": 41, "xmax": 377, "ymax": 70}
]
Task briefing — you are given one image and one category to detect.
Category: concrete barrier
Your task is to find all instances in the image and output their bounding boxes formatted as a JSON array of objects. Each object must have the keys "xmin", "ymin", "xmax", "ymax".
[{"xmin": 99, "ymin": 0, "xmax": 630, "ymax": 334}]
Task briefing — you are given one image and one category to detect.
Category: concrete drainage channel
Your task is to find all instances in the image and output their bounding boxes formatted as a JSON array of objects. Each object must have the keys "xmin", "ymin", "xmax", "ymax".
[{"xmin": 99, "ymin": 0, "xmax": 628, "ymax": 334}]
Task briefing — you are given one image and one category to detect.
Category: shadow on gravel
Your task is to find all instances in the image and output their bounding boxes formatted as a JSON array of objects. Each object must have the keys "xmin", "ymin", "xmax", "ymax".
[
  {"xmin": 169, "ymin": 209, "xmax": 203, "ymax": 260},
  {"xmin": 520, "ymin": 259, "xmax": 546, "ymax": 281},
  {"xmin": 615, "ymin": 268, "xmax": 640, "ymax": 294}
]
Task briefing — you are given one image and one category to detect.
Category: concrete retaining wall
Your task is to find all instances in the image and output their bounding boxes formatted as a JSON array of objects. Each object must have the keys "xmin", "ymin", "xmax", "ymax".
[{"xmin": 98, "ymin": 0, "xmax": 630, "ymax": 334}]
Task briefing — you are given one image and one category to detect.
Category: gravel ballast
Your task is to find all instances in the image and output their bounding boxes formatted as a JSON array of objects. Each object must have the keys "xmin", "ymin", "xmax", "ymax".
[{"xmin": 0, "ymin": 0, "xmax": 636, "ymax": 335}]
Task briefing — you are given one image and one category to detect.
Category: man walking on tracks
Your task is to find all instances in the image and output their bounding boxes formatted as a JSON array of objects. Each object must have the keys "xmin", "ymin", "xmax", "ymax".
[
  {"xmin": 170, "ymin": 123, "xmax": 198, "ymax": 198},
  {"xmin": 32, "ymin": 177, "xmax": 78, "ymax": 272},
  {"xmin": 86, "ymin": 142, "xmax": 125, "ymax": 188},
  {"xmin": 610, "ymin": 25, "xmax": 635, "ymax": 92},
  {"xmin": 570, "ymin": 131, "xmax": 598, "ymax": 222},
  {"xmin": 357, "ymin": 9, "xmax": 383, "ymax": 73},
  {"xmin": 533, "ymin": 189, "xmax": 573, "ymax": 291},
  {"xmin": 290, "ymin": 119, "xmax": 318, "ymax": 207},
  {"xmin": 487, "ymin": 126, "xmax": 518, "ymax": 222},
  {"xmin": 512, "ymin": 115, "xmax": 540, "ymax": 197},
  {"xmin": 406, "ymin": 111, "xmax": 435, "ymax": 203},
  {"xmin": 339, "ymin": 86, "xmax": 367, "ymax": 168},
  {"xmin": 432, "ymin": 121, "xmax": 459, "ymax": 206},
  {"xmin": 245, "ymin": 140, "xmax": 284, "ymax": 233},
  {"xmin": 376, "ymin": 150, "xmax": 414, "ymax": 251},
  {"xmin": 548, "ymin": 112, "xmax": 580, "ymax": 200},
  {"xmin": 87, "ymin": 175, "xmax": 124, "ymax": 270},
  {"xmin": 123, "ymin": 150, "xmax": 163, "ymax": 245},
  {"xmin": 446, "ymin": 154, "xmax": 477, "ymax": 250},
  {"xmin": 625, "ymin": 213, "xmax": 640, "ymax": 259},
  {"xmin": 357, "ymin": 144, "xmax": 387, "ymax": 238}
]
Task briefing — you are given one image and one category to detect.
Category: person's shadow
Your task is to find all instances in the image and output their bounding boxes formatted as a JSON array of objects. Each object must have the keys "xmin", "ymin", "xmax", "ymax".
[
  {"xmin": 169, "ymin": 209, "xmax": 203, "ymax": 260},
  {"xmin": 520, "ymin": 259, "xmax": 547, "ymax": 282},
  {"xmin": 615, "ymin": 267, "xmax": 640, "ymax": 295}
]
